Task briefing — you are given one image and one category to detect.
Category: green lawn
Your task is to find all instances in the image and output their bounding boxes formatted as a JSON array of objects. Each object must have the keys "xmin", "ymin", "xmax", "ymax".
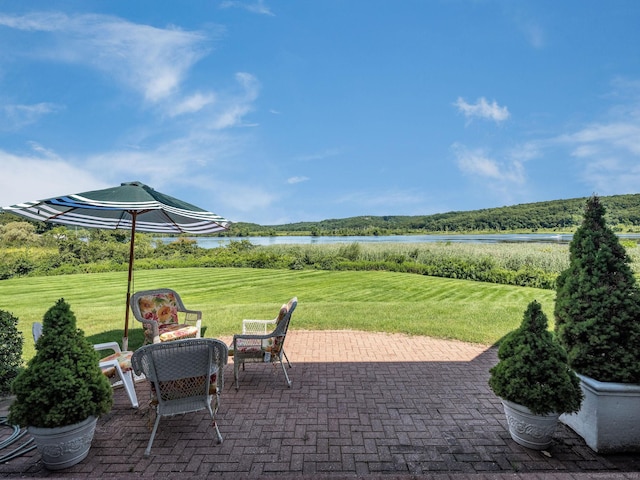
[{"xmin": 1, "ymin": 267, "xmax": 556, "ymax": 361}]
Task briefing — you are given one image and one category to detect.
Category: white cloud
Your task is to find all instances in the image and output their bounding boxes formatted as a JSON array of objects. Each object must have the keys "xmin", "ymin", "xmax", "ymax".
[
  {"xmin": 554, "ymin": 121, "xmax": 640, "ymax": 194},
  {"xmin": 295, "ymin": 148, "xmax": 344, "ymax": 162},
  {"xmin": 208, "ymin": 73, "xmax": 260, "ymax": 129},
  {"xmin": 1, "ymin": 103, "xmax": 62, "ymax": 130},
  {"xmin": 219, "ymin": 0, "xmax": 275, "ymax": 16},
  {"xmin": 0, "ymin": 149, "xmax": 108, "ymax": 206},
  {"xmin": 287, "ymin": 176, "xmax": 309, "ymax": 184},
  {"xmin": 452, "ymin": 143, "xmax": 524, "ymax": 184},
  {"xmin": 454, "ymin": 97, "xmax": 510, "ymax": 123},
  {"xmin": 168, "ymin": 92, "xmax": 216, "ymax": 117},
  {"xmin": 0, "ymin": 12, "xmax": 215, "ymax": 103}
]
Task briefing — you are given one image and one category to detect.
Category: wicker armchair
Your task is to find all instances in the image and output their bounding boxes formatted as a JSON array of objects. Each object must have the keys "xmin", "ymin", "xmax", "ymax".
[
  {"xmin": 229, "ymin": 297, "xmax": 297, "ymax": 390},
  {"xmin": 130, "ymin": 289, "xmax": 202, "ymax": 344},
  {"xmin": 131, "ymin": 338, "xmax": 228, "ymax": 457},
  {"xmin": 32, "ymin": 322, "xmax": 139, "ymax": 408}
]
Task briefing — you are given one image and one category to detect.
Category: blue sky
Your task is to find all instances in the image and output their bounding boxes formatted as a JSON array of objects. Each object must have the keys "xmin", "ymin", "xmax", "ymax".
[{"xmin": 1, "ymin": 1, "xmax": 639, "ymax": 225}]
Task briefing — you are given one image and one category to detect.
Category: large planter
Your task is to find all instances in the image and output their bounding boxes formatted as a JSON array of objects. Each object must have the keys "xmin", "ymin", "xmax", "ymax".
[
  {"xmin": 560, "ymin": 374, "xmax": 640, "ymax": 453},
  {"xmin": 28, "ymin": 416, "xmax": 98, "ymax": 470},
  {"xmin": 501, "ymin": 399, "xmax": 560, "ymax": 450}
]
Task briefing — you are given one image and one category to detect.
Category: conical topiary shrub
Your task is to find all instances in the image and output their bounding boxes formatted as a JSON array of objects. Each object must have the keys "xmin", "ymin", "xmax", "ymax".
[
  {"xmin": 9, "ymin": 298, "xmax": 113, "ymax": 429},
  {"xmin": 489, "ymin": 300, "xmax": 582, "ymax": 416},
  {"xmin": 554, "ymin": 195, "xmax": 640, "ymax": 383},
  {"xmin": 0, "ymin": 309, "xmax": 23, "ymax": 397}
]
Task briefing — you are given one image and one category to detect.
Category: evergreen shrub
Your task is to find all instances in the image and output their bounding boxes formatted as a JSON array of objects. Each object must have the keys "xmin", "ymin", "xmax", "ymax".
[
  {"xmin": 0, "ymin": 310, "xmax": 23, "ymax": 396},
  {"xmin": 489, "ymin": 300, "xmax": 582, "ymax": 415},
  {"xmin": 555, "ymin": 195, "xmax": 640, "ymax": 383},
  {"xmin": 9, "ymin": 299, "xmax": 113, "ymax": 428}
]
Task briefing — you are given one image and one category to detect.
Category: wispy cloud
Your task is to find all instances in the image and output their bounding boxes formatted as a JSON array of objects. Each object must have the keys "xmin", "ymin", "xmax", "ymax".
[
  {"xmin": 554, "ymin": 121, "xmax": 640, "ymax": 194},
  {"xmin": 208, "ymin": 72, "xmax": 260, "ymax": 129},
  {"xmin": 454, "ymin": 97, "xmax": 510, "ymax": 123},
  {"xmin": 168, "ymin": 92, "xmax": 217, "ymax": 117},
  {"xmin": 219, "ymin": 0, "xmax": 275, "ymax": 16},
  {"xmin": 520, "ymin": 22, "xmax": 545, "ymax": 49},
  {"xmin": 452, "ymin": 143, "xmax": 524, "ymax": 184},
  {"xmin": 295, "ymin": 148, "xmax": 344, "ymax": 162},
  {"xmin": 287, "ymin": 176, "xmax": 309, "ymax": 184},
  {"xmin": 0, "ymin": 12, "xmax": 216, "ymax": 103},
  {"xmin": 0, "ymin": 102, "xmax": 62, "ymax": 130}
]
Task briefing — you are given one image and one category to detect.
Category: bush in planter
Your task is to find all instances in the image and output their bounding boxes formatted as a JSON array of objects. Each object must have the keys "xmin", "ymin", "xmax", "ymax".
[
  {"xmin": 489, "ymin": 300, "xmax": 582, "ymax": 415},
  {"xmin": 554, "ymin": 195, "xmax": 640, "ymax": 383},
  {"xmin": 8, "ymin": 298, "xmax": 112, "ymax": 428},
  {"xmin": 0, "ymin": 309, "xmax": 23, "ymax": 397}
]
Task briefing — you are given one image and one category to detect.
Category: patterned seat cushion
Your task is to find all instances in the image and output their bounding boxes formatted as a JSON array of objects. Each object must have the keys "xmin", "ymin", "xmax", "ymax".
[
  {"xmin": 158, "ymin": 324, "xmax": 199, "ymax": 342},
  {"xmin": 100, "ymin": 350, "xmax": 133, "ymax": 378}
]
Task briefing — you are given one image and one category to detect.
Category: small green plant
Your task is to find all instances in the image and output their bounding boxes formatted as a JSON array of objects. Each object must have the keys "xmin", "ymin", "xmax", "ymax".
[
  {"xmin": 0, "ymin": 309, "xmax": 23, "ymax": 396},
  {"xmin": 9, "ymin": 298, "xmax": 112, "ymax": 428},
  {"xmin": 489, "ymin": 300, "xmax": 582, "ymax": 415},
  {"xmin": 555, "ymin": 195, "xmax": 640, "ymax": 383}
]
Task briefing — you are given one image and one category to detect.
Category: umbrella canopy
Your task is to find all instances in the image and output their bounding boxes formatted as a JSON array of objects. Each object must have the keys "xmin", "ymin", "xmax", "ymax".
[{"xmin": 2, "ymin": 181, "xmax": 231, "ymax": 349}]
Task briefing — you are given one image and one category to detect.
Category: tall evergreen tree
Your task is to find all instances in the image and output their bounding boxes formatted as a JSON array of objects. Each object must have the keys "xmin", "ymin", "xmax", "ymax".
[{"xmin": 554, "ymin": 195, "xmax": 640, "ymax": 383}]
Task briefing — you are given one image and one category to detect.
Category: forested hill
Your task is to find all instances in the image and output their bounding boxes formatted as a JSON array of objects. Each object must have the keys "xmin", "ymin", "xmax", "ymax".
[{"xmin": 230, "ymin": 194, "xmax": 640, "ymax": 236}]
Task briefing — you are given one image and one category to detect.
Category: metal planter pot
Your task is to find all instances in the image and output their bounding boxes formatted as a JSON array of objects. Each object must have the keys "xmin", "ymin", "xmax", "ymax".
[{"xmin": 28, "ymin": 416, "xmax": 98, "ymax": 470}]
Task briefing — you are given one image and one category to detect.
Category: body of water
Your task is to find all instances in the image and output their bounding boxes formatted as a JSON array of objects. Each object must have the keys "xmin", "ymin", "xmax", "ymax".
[{"xmin": 161, "ymin": 233, "xmax": 640, "ymax": 248}]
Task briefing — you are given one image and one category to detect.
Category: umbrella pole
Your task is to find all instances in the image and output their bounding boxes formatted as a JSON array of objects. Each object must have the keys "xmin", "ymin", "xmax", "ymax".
[{"xmin": 123, "ymin": 212, "xmax": 137, "ymax": 352}]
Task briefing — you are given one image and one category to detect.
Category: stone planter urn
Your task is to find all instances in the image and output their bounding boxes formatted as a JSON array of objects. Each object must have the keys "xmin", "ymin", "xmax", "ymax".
[
  {"xmin": 560, "ymin": 374, "xmax": 640, "ymax": 453},
  {"xmin": 28, "ymin": 416, "xmax": 98, "ymax": 470},
  {"xmin": 501, "ymin": 399, "xmax": 560, "ymax": 450}
]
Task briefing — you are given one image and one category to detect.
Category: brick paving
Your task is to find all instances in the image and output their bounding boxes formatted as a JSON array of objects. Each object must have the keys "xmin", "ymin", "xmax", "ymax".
[{"xmin": 1, "ymin": 330, "xmax": 639, "ymax": 479}]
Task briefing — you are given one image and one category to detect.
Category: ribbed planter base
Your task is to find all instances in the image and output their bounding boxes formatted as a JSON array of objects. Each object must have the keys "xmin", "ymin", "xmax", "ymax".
[
  {"xmin": 28, "ymin": 416, "xmax": 97, "ymax": 470},
  {"xmin": 501, "ymin": 399, "xmax": 559, "ymax": 450}
]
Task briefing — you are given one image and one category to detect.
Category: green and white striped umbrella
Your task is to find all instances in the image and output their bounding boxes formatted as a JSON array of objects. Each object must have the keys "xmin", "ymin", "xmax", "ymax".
[{"xmin": 2, "ymin": 181, "xmax": 231, "ymax": 349}]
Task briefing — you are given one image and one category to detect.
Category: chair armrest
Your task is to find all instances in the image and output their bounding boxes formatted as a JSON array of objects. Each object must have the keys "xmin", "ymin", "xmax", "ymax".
[
  {"xmin": 135, "ymin": 317, "xmax": 161, "ymax": 344},
  {"xmin": 242, "ymin": 319, "xmax": 276, "ymax": 335},
  {"xmin": 182, "ymin": 309, "xmax": 202, "ymax": 338},
  {"xmin": 94, "ymin": 341, "xmax": 122, "ymax": 354}
]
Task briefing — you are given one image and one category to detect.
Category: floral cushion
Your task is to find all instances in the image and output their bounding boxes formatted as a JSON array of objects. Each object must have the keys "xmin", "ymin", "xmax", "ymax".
[
  {"xmin": 157, "ymin": 324, "xmax": 198, "ymax": 342},
  {"xmin": 137, "ymin": 292, "xmax": 179, "ymax": 326},
  {"xmin": 100, "ymin": 350, "xmax": 133, "ymax": 377}
]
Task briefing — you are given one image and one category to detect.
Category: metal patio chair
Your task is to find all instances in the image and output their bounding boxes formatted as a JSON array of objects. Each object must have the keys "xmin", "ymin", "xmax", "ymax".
[
  {"xmin": 229, "ymin": 297, "xmax": 297, "ymax": 389},
  {"xmin": 130, "ymin": 289, "xmax": 202, "ymax": 344},
  {"xmin": 131, "ymin": 338, "xmax": 228, "ymax": 457}
]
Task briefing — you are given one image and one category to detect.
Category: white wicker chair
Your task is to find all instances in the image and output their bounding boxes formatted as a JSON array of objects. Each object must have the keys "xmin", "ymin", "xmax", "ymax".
[
  {"xmin": 32, "ymin": 322, "xmax": 139, "ymax": 408},
  {"xmin": 230, "ymin": 297, "xmax": 297, "ymax": 390},
  {"xmin": 130, "ymin": 289, "xmax": 202, "ymax": 344},
  {"xmin": 131, "ymin": 338, "xmax": 228, "ymax": 457}
]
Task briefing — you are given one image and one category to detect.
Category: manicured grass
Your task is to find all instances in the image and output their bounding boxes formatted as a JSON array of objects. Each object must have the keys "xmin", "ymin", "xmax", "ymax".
[{"xmin": 1, "ymin": 267, "xmax": 555, "ymax": 362}]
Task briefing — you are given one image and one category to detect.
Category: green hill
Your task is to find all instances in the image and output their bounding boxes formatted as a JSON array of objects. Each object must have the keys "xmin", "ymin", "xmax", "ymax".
[{"xmin": 227, "ymin": 194, "xmax": 640, "ymax": 236}]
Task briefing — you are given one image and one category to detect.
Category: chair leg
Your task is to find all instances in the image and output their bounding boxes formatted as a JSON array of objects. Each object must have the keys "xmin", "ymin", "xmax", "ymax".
[
  {"xmin": 234, "ymin": 360, "xmax": 240, "ymax": 390},
  {"xmin": 279, "ymin": 357, "xmax": 291, "ymax": 388},
  {"xmin": 208, "ymin": 399, "xmax": 223, "ymax": 444},
  {"xmin": 282, "ymin": 348, "xmax": 292, "ymax": 368},
  {"xmin": 144, "ymin": 411, "xmax": 162, "ymax": 457},
  {"xmin": 121, "ymin": 370, "xmax": 139, "ymax": 408}
]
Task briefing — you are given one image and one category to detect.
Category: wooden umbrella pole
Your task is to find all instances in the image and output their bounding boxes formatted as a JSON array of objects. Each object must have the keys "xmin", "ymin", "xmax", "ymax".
[{"xmin": 123, "ymin": 211, "xmax": 137, "ymax": 352}]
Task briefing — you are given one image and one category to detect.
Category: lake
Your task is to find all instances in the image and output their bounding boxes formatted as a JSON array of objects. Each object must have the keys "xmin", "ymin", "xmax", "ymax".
[{"xmin": 161, "ymin": 233, "xmax": 640, "ymax": 248}]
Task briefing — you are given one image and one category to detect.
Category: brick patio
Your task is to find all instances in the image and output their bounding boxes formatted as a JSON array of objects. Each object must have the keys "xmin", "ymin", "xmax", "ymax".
[{"xmin": 1, "ymin": 330, "xmax": 639, "ymax": 479}]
